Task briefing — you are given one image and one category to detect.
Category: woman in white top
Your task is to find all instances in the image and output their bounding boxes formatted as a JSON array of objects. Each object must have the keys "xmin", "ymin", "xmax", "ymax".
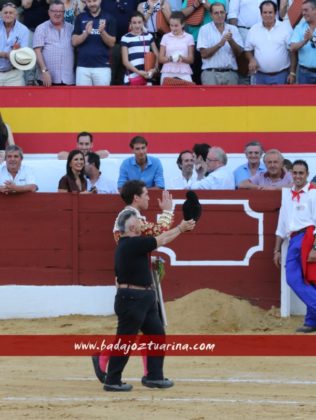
[{"xmin": 159, "ymin": 11, "xmax": 195, "ymax": 83}]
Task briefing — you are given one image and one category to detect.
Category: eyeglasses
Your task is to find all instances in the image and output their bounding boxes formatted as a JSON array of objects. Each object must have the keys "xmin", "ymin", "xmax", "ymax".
[
  {"xmin": 206, "ymin": 158, "xmax": 219, "ymax": 162},
  {"xmin": 212, "ymin": 11, "xmax": 226, "ymax": 15},
  {"xmin": 49, "ymin": 9, "xmax": 64, "ymax": 13}
]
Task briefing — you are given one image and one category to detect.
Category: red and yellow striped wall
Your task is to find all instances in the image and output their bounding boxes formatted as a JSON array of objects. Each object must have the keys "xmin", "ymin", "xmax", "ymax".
[{"xmin": 1, "ymin": 85, "xmax": 315, "ymax": 154}]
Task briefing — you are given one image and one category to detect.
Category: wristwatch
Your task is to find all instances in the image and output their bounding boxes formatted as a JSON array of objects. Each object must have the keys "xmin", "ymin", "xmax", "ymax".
[
  {"xmin": 42, "ymin": 68, "xmax": 48, "ymax": 73},
  {"xmin": 313, "ymin": 244, "xmax": 316, "ymax": 250}
]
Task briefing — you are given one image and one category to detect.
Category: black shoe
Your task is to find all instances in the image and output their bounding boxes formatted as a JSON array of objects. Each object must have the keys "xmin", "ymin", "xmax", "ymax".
[
  {"xmin": 104, "ymin": 383, "xmax": 133, "ymax": 392},
  {"xmin": 141, "ymin": 377, "xmax": 174, "ymax": 389},
  {"xmin": 296, "ymin": 325, "xmax": 316, "ymax": 333},
  {"xmin": 91, "ymin": 355, "xmax": 106, "ymax": 383}
]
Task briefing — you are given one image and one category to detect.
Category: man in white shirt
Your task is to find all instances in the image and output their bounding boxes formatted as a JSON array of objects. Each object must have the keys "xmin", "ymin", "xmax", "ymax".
[
  {"xmin": 190, "ymin": 146, "xmax": 235, "ymax": 190},
  {"xmin": 85, "ymin": 151, "xmax": 117, "ymax": 193},
  {"xmin": 274, "ymin": 160, "xmax": 316, "ymax": 333},
  {"xmin": 197, "ymin": 2, "xmax": 244, "ymax": 85},
  {"xmin": 244, "ymin": 0, "xmax": 295, "ymax": 85},
  {"xmin": 0, "ymin": 144, "xmax": 37, "ymax": 194},
  {"xmin": 169, "ymin": 150, "xmax": 197, "ymax": 189}
]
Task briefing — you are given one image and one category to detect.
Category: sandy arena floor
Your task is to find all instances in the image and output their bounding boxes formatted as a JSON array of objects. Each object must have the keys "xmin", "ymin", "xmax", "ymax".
[{"xmin": 1, "ymin": 289, "xmax": 315, "ymax": 420}]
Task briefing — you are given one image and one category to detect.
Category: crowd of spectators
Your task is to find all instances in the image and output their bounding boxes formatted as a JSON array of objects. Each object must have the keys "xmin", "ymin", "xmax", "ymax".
[
  {"xmin": 1, "ymin": 0, "xmax": 316, "ymax": 86},
  {"xmin": 0, "ymin": 125, "xmax": 301, "ymax": 194}
]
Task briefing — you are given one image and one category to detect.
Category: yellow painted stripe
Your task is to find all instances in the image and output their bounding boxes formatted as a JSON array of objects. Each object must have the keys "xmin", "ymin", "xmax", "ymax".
[{"xmin": 4, "ymin": 106, "xmax": 316, "ymax": 133}]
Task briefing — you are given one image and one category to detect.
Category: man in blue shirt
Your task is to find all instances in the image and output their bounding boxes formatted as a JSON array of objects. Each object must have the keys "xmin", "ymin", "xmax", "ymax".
[
  {"xmin": 118, "ymin": 136, "xmax": 165, "ymax": 190},
  {"xmin": 72, "ymin": 0, "xmax": 116, "ymax": 86},
  {"xmin": 0, "ymin": 2, "xmax": 29, "ymax": 86},
  {"xmin": 289, "ymin": 0, "xmax": 316, "ymax": 84},
  {"xmin": 234, "ymin": 140, "xmax": 266, "ymax": 188}
]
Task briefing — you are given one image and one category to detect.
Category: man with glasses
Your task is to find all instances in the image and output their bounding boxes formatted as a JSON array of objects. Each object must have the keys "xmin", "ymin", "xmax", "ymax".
[
  {"xmin": 190, "ymin": 146, "xmax": 235, "ymax": 189},
  {"xmin": 234, "ymin": 140, "xmax": 266, "ymax": 188},
  {"xmin": 0, "ymin": 2, "xmax": 28, "ymax": 86},
  {"xmin": 33, "ymin": 0, "xmax": 74, "ymax": 86},
  {"xmin": 197, "ymin": 2, "xmax": 243, "ymax": 85},
  {"xmin": 290, "ymin": 0, "xmax": 316, "ymax": 84}
]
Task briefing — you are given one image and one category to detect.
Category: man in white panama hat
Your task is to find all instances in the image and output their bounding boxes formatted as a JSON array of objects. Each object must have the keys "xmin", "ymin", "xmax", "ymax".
[{"xmin": 0, "ymin": 2, "xmax": 30, "ymax": 86}]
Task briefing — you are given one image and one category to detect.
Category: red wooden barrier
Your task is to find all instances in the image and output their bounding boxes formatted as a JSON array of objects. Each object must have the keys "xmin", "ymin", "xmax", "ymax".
[{"xmin": 0, "ymin": 190, "xmax": 281, "ymax": 309}]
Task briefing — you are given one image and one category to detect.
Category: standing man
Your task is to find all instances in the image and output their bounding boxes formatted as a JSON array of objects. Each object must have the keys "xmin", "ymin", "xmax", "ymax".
[
  {"xmin": 239, "ymin": 149, "xmax": 292, "ymax": 190},
  {"xmin": 289, "ymin": 0, "xmax": 316, "ymax": 84},
  {"xmin": 72, "ymin": 0, "xmax": 116, "ymax": 86},
  {"xmin": 22, "ymin": 0, "xmax": 49, "ymax": 85},
  {"xmin": 0, "ymin": 145, "xmax": 38, "ymax": 193},
  {"xmin": 104, "ymin": 210, "xmax": 195, "ymax": 391},
  {"xmin": 234, "ymin": 140, "xmax": 266, "ymax": 188},
  {"xmin": 274, "ymin": 160, "xmax": 316, "ymax": 333},
  {"xmin": 0, "ymin": 2, "xmax": 29, "ymax": 86},
  {"xmin": 58, "ymin": 132, "xmax": 109, "ymax": 160},
  {"xmin": 190, "ymin": 146, "xmax": 235, "ymax": 190},
  {"xmin": 85, "ymin": 152, "xmax": 117, "ymax": 193},
  {"xmin": 92, "ymin": 179, "xmax": 174, "ymax": 383},
  {"xmin": 169, "ymin": 150, "xmax": 197, "ymax": 189},
  {"xmin": 245, "ymin": 0, "xmax": 295, "ymax": 85},
  {"xmin": 197, "ymin": 2, "xmax": 243, "ymax": 86},
  {"xmin": 117, "ymin": 136, "xmax": 165, "ymax": 190},
  {"xmin": 33, "ymin": 0, "xmax": 75, "ymax": 87}
]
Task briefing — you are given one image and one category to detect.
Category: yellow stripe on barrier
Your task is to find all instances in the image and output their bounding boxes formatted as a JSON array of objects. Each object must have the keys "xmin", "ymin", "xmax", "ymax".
[{"xmin": 4, "ymin": 106, "xmax": 316, "ymax": 133}]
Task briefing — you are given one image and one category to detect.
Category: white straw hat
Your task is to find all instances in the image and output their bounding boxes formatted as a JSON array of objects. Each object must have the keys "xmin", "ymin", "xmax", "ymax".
[{"xmin": 9, "ymin": 47, "xmax": 36, "ymax": 71}]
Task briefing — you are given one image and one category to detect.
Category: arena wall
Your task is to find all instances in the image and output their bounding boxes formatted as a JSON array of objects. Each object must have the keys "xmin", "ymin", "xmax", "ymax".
[
  {"xmin": 1, "ymin": 85, "xmax": 315, "ymax": 154},
  {"xmin": 0, "ymin": 190, "xmax": 282, "ymax": 317},
  {"xmin": 1, "ymin": 85, "xmax": 314, "ymax": 318}
]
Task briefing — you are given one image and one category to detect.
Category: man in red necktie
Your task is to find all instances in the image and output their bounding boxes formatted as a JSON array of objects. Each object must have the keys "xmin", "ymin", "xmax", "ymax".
[{"xmin": 274, "ymin": 160, "xmax": 316, "ymax": 333}]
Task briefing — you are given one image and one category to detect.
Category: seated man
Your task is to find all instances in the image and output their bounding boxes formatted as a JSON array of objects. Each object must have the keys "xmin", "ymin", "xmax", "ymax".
[
  {"xmin": 85, "ymin": 152, "xmax": 118, "ymax": 193},
  {"xmin": 190, "ymin": 146, "xmax": 235, "ymax": 190},
  {"xmin": 0, "ymin": 144, "xmax": 38, "ymax": 194},
  {"xmin": 58, "ymin": 131, "xmax": 109, "ymax": 160},
  {"xmin": 169, "ymin": 150, "xmax": 197, "ymax": 189},
  {"xmin": 234, "ymin": 140, "xmax": 266, "ymax": 187},
  {"xmin": 239, "ymin": 148, "xmax": 293, "ymax": 190},
  {"xmin": 118, "ymin": 136, "xmax": 165, "ymax": 190}
]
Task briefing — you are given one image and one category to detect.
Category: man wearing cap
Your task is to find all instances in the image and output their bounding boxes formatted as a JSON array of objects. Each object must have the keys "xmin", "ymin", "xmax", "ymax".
[
  {"xmin": 33, "ymin": 0, "xmax": 75, "ymax": 86},
  {"xmin": 0, "ymin": 2, "xmax": 29, "ymax": 86}
]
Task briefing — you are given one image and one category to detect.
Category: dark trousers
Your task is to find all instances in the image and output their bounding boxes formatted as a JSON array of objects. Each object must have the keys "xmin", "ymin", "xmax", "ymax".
[
  {"xmin": 110, "ymin": 43, "xmax": 125, "ymax": 86},
  {"xmin": 105, "ymin": 288, "xmax": 165, "ymax": 385}
]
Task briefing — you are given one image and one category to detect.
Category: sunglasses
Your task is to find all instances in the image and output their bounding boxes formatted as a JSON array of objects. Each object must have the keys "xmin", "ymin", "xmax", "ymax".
[{"xmin": 2, "ymin": 2, "xmax": 17, "ymax": 7}]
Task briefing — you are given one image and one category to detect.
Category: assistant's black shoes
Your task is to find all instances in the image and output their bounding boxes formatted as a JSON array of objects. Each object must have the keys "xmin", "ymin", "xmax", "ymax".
[
  {"xmin": 91, "ymin": 355, "xmax": 107, "ymax": 383},
  {"xmin": 296, "ymin": 325, "xmax": 316, "ymax": 333},
  {"xmin": 104, "ymin": 383, "xmax": 133, "ymax": 392},
  {"xmin": 141, "ymin": 376, "xmax": 174, "ymax": 389}
]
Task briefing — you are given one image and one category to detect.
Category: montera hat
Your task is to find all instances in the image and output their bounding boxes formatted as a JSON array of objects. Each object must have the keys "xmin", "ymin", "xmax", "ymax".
[{"xmin": 9, "ymin": 47, "xmax": 36, "ymax": 71}]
